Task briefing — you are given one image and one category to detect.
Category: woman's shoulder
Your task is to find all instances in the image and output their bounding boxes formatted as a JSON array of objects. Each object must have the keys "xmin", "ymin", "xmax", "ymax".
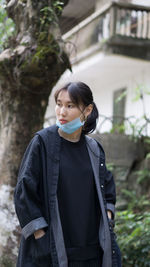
[
  {"xmin": 40, "ymin": 124, "xmax": 57, "ymax": 133},
  {"xmin": 36, "ymin": 124, "xmax": 57, "ymax": 136},
  {"xmin": 34, "ymin": 125, "xmax": 59, "ymax": 154},
  {"xmin": 85, "ymin": 135, "xmax": 105, "ymax": 158}
]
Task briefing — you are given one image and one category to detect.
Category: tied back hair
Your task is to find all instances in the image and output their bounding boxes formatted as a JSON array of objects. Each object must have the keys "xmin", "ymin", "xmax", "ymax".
[{"xmin": 54, "ymin": 82, "xmax": 99, "ymax": 134}]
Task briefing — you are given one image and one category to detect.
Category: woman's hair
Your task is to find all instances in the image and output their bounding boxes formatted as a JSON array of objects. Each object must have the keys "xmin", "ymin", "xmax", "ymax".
[{"xmin": 54, "ymin": 81, "xmax": 99, "ymax": 134}]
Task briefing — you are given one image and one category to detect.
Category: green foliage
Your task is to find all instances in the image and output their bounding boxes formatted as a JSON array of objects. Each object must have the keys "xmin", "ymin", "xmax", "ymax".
[
  {"xmin": 31, "ymin": 33, "xmax": 60, "ymax": 65},
  {"xmin": 38, "ymin": 1, "xmax": 65, "ymax": 50},
  {"xmin": 128, "ymin": 117, "xmax": 144, "ymax": 141},
  {"xmin": 40, "ymin": 1, "xmax": 64, "ymax": 27},
  {"xmin": 134, "ymin": 169, "xmax": 150, "ymax": 184},
  {"xmin": 21, "ymin": 2, "xmax": 65, "ymax": 67},
  {"xmin": 32, "ymin": 43, "xmax": 59, "ymax": 64},
  {"xmin": 0, "ymin": 0, "xmax": 15, "ymax": 52},
  {"xmin": 110, "ymin": 123, "xmax": 126, "ymax": 134},
  {"xmin": 115, "ymin": 189, "xmax": 150, "ymax": 267},
  {"xmin": 128, "ymin": 84, "xmax": 150, "ymax": 138},
  {"xmin": 40, "ymin": 6, "xmax": 55, "ymax": 25},
  {"xmin": 115, "ymin": 90, "xmax": 127, "ymax": 103},
  {"xmin": 144, "ymin": 138, "xmax": 150, "ymax": 144},
  {"xmin": 121, "ymin": 189, "xmax": 149, "ymax": 212},
  {"xmin": 146, "ymin": 153, "xmax": 150, "ymax": 159},
  {"xmin": 108, "ymin": 83, "xmax": 150, "ymax": 138},
  {"xmin": 106, "ymin": 162, "xmax": 115, "ymax": 172},
  {"xmin": 116, "ymin": 209, "xmax": 150, "ymax": 267},
  {"xmin": 0, "ymin": 255, "xmax": 15, "ymax": 267},
  {"xmin": 53, "ymin": 0, "xmax": 64, "ymax": 14},
  {"xmin": 132, "ymin": 84, "xmax": 150, "ymax": 102}
]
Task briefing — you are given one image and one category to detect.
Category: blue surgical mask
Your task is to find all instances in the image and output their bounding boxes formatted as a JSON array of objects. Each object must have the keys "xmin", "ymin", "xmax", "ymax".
[{"xmin": 56, "ymin": 117, "xmax": 85, "ymax": 134}]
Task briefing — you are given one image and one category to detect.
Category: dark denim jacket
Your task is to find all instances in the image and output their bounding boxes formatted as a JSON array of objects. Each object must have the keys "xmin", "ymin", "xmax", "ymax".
[{"xmin": 14, "ymin": 125, "xmax": 121, "ymax": 267}]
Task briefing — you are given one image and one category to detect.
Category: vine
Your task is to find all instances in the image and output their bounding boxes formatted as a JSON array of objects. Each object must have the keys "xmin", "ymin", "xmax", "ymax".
[
  {"xmin": 31, "ymin": 1, "xmax": 65, "ymax": 64},
  {"xmin": 40, "ymin": 1, "xmax": 64, "ymax": 28}
]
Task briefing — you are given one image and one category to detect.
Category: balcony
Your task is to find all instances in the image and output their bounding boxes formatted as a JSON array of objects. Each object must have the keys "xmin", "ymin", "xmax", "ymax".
[
  {"xmin": 63, "ymin": 1, "xmax": 150, "ymax": 62},
  {"xmin": 99, "ymin": 1, "xmax": 150, "ymax": 59}
]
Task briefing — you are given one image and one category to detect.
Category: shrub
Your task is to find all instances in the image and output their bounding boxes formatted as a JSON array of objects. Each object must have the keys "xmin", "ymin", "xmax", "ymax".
[{"xmin": 115, "ymin": 194, "xmax": 150, "ymax": 267}]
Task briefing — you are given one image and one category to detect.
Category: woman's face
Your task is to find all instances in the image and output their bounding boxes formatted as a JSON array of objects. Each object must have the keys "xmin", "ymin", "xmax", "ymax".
[{"xmin": 55, "ymin": 90, "xmax": 85, "ymax": 124}]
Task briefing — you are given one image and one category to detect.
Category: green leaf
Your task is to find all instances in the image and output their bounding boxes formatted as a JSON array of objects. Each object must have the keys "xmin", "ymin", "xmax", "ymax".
[
  {"xmin": 0, "ymin": 0, "xmax": 15, "ymax": 51},
  {"xmin": 144, "ymin": 138, "xmax": 150, "ymax": 144},
  {"xmin": 115, "ymin": 90, "xmax": 127, "ymax": 103},
  {"xmin": 132, "ymin": 85, "xmax": 144, "ymax": 102},
  {"xmin": 146, "ymin": 153, "xmax": 150, "ymax": 159},
  {"xmin": 115, "ymin": 207, "xmax": 150, "ymax": 266}
]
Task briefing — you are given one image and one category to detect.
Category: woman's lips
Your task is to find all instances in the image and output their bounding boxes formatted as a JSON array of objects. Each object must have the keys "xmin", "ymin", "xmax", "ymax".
[{"xmin": 59, "ymin": 119, "xmax": 68, "ymax": 124}]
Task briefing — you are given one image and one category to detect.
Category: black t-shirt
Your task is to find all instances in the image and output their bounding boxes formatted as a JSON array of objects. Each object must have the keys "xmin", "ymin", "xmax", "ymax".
[{"xmin": 57, "ymin": 134, "xmax": 102, "ymax": 261}]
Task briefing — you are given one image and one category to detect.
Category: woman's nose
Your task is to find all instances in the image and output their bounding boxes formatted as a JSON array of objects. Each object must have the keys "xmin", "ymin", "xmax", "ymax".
[{"xmin": 60, "ymin": 106, "xmax": 67, "ymax": 115}]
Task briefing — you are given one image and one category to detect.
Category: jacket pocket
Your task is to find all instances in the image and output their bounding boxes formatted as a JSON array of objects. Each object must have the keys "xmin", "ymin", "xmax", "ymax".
[{"xmin": 33, "ymin": 230, "xmax": 52, "ymax": 267}]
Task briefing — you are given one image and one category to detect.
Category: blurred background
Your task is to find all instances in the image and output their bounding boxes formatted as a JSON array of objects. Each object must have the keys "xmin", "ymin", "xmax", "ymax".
[{"xmin": 0, "ymin": 0, "xmax": 150, "ymax": 266}]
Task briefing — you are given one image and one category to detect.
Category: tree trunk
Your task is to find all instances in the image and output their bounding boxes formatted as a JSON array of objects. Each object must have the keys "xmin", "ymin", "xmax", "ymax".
[{"xmin": 0, "ymin": 0, "xmax": 70, "ymax": 265}]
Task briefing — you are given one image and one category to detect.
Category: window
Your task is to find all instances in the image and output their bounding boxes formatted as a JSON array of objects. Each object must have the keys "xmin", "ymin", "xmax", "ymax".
[{"xmin": 113, "ymin": 88, "xmax": 126, "ymax": 128}]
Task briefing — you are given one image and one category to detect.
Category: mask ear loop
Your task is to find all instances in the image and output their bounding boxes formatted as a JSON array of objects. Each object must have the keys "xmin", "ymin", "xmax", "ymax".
[
  {"xmin": 83, "ymin": 114, "xmax": 87, "ymax": 122},
  {"xmin": 78, "ymin": 106, "xmax": 87, "ymax": 122},
  {"xmin": 80, "ymin": 103, "xmax": 93, "ymax": 131},
  {"xmin": 81, "ymin": 109, "xmax": 88, "ymax": 131}
]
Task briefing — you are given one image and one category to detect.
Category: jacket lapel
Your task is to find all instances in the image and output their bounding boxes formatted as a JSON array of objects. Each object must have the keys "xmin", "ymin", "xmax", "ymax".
[
  {"xmin": 37, "ymin": 126, "xmax": 68, "ymax": 267},
  {"xmin": 50, "ymin": 130, "xmax": 68, "ymax": 267},
  {"xmin": 85, "ymin": 136, "xmax": 112, "ymax": 267}
]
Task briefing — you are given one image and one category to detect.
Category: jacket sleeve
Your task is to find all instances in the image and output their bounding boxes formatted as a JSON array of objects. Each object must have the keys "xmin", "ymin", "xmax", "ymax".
[
  {"xmin": 96, "ymin": 140, "xmax": 116, "ymax": 219},
  {"xmin": 104, "ymin": 166, "xmax": 116, "ymax": 219},
  {"xmin": 14, "ymin": 135, "xmax": 48, "ymax": 239}
]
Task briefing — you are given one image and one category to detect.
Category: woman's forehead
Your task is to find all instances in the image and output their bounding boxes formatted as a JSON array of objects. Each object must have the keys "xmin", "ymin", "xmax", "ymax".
[
  {"xmin": 57, "ymin": 90, "xmax": 72, "ymax": 102},
  {"xmin": 56, "ymin": 88, "xmax": 85, "ymax": 109}
]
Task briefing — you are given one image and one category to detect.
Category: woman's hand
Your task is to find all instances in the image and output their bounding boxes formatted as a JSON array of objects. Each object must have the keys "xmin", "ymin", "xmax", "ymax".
[
  {"xmin": 34, "ymin": 229, "xmax": 45, "ymax": 239},
  {"xmin": 107, "ymin": 210, "xmax": 112, "ymax": 220},
  {"xmin": 107, "ymin": 210, "xmax": 115, "ymax": 228}
]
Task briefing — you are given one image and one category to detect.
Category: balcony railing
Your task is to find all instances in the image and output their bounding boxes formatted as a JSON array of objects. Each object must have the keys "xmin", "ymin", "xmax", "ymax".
[
  {"xmin": 63, "ymin": 1, "xmax": 150, "ymax": 61},
  {"xmin": 99, "ymin": 1, "xmax": 150, "ymax": 41},
  {"xmin": 44, "ymin": 114, "xmax": 150, "ymax": 137}
]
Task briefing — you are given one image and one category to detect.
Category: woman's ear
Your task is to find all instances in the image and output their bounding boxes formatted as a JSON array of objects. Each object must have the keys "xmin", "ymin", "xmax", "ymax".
[{"xmin": 84, "ymin": 104, "xmax": 93, "ymax": 119}]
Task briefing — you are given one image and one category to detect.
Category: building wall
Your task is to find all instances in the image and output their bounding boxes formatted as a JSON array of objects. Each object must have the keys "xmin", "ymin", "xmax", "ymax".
[
  {"xmin": 45, "ymin": 0, "xmax": 150, "ymax": 136},
  {"xmin": 95, "ymin": 0, "xmax": 111, "ymax": 10},
  {"xmin": 45, "ymin": 52, "xmax": 150, "ymax": 136}
]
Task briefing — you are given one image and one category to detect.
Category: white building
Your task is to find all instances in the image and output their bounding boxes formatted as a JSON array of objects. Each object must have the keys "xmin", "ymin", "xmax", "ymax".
[{"xmin": 45, "ymin": 0, "xmax": 150, "ymax": 136}]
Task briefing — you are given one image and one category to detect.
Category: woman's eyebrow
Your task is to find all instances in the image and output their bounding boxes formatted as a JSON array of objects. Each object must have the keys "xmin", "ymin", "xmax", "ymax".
[
  {"xmin": 57, "ymin": 99, "xmax": 74, "ymax": 104},
  {"xmin": 67, "ymin": 101, "xmax": 74, "ymax": 104}
]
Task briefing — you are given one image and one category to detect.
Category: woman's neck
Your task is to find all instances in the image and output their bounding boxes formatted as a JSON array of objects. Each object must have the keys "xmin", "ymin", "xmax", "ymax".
[{"xmin": 58, "ymin": 128, "xmax": 82, "ymax": 142}]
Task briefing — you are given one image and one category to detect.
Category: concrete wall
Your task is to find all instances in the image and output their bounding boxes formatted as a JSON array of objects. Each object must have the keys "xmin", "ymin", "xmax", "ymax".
[
  {"xmin": 92, "ymin": 132, "xmax": 148, "ymax": 209},
  {"xmin": 95, "ymin": 0, "xmax": 111, "ymax": 10}
]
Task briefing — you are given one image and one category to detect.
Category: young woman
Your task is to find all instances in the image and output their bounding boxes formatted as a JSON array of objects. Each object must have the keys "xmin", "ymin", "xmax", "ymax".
[{"xmin": 14, "ymin": 82, "xmax": 121, "ymax": 267}]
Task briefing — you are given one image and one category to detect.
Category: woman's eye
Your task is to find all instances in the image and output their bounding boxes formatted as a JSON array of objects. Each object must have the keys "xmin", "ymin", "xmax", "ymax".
[
  {"xmin": 57, "ymin": 103, "xmax": 61, "ymax": 107},
  {"xmin": 68, "ymin": 104, "xmax": 74, "ymax": 108}
]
